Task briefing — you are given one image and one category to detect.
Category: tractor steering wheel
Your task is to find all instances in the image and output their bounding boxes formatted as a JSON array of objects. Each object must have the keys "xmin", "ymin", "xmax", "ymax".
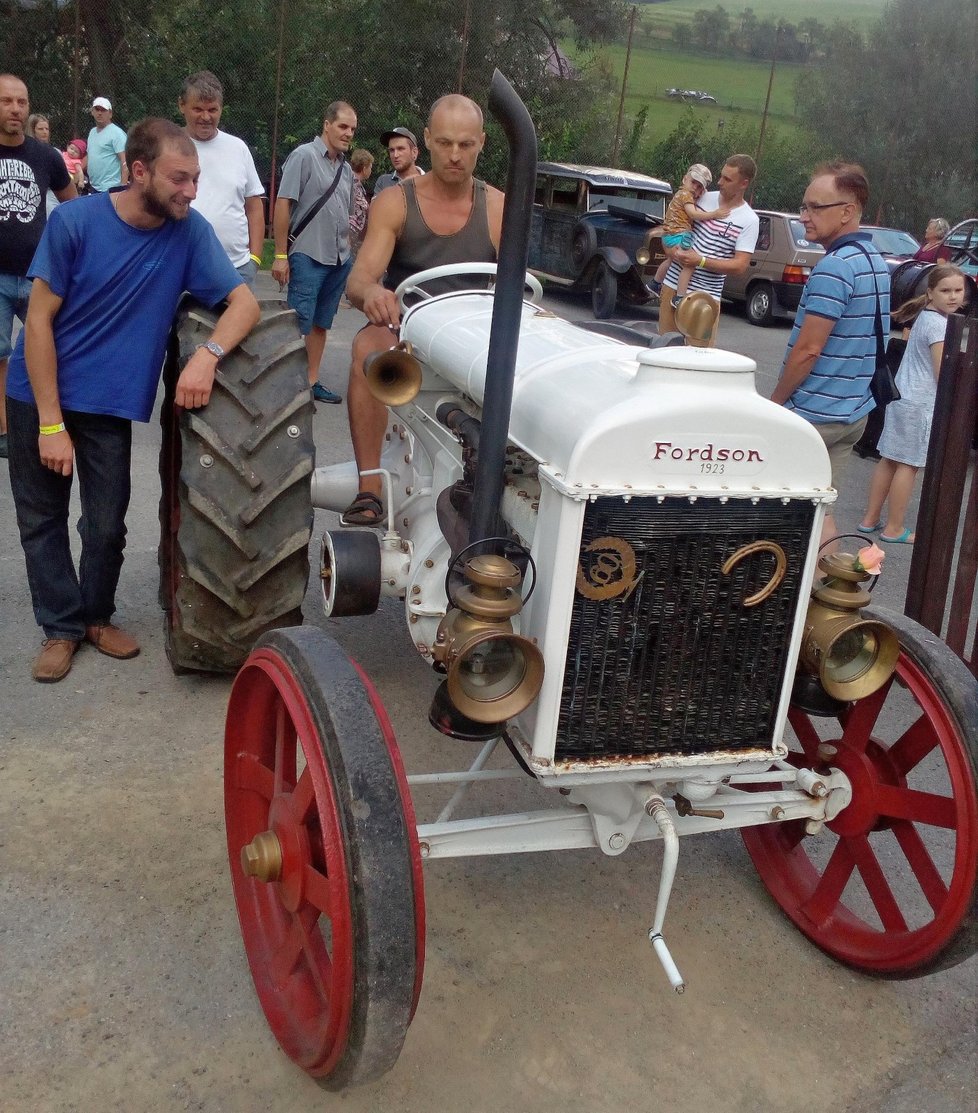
[{"xmin": 394, "ymin": 263, "xmax": 543, "ymax": 313}]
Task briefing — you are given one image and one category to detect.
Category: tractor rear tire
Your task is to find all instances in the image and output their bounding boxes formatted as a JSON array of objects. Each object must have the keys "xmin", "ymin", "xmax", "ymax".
[{"xmin": 159, "ymin": 299, "xmax": 314, "ymax": 674}]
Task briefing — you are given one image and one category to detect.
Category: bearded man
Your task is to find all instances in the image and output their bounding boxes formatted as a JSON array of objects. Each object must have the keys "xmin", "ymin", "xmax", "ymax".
[{"xmin": 5, "ymin": 117, "xmax": 259, "ymax": 681}]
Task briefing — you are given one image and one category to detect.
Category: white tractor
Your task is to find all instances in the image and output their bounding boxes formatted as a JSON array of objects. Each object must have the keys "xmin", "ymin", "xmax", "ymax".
[{"xmin": 191, "ymin": 74, "xmax": 976, "ymax": 1088}]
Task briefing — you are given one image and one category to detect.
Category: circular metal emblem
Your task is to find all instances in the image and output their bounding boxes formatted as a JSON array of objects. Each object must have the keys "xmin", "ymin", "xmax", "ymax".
[
  {"xmin": 721, "ymin": 540, "xmax": 787, "ymax": 607},
  {"xmin": 576, "ymin": 536, "xmax": 638, "ymax": 601}
]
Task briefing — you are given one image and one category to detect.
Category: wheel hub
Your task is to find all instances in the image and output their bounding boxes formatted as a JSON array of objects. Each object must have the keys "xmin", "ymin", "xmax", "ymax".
[
  {"xmin": 241, "ymin": 829, "xmax": 283, "ymax": 882},
  {"xmin": 827, "ymin": 738, "xmax": 903, "ymax": 838}
]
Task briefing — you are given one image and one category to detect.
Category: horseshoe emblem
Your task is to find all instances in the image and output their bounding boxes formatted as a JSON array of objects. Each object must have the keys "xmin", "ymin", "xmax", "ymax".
[
  {"xmin": 576, "ymin": 536, "xmax": 639, "ymax": 601},
  {"xmin": 722, "ymin": 541, "xmax": 787, "ymax": 607}
]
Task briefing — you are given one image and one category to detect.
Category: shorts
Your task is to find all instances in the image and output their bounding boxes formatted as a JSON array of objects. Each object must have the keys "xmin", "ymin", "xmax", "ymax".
[
  {"xmin": 286, "ymin": 252, "xmax": 353, "ymax": 334},
  {"xmin": 814, "ymin": 416, "xmax": 868, "ymax": 490},
  {"xmin": 663, "ymin": 232, "xmax": 694, "ymax": 250},
  {"xmin": 235, "ymin": 258, "xmax": 258, "ymax": 291},
  {"xmin": 0, "ymin": 273, "xmax": 32, "ymax": 360}
]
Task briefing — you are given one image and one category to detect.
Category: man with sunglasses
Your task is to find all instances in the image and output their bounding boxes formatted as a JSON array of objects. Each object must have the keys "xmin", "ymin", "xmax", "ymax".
[{"xmin": 771, "ymin": 162, "xmax": 890, "ymax": 546}]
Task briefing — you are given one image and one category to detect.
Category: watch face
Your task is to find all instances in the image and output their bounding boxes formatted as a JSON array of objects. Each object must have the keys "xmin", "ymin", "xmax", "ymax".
[{"xmin": 205, "ymin": 341, "xmax": 225, "ymax": 359}]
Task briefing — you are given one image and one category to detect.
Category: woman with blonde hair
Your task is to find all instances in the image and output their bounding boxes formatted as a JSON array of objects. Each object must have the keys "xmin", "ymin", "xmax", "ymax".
[{"xmin": 858, "ymin": 264, "xmax": 968, "ymax": 543}]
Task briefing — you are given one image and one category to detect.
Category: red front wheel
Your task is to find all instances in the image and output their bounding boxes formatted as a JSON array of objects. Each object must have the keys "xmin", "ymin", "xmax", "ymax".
[
  {"xmin": 224, "ymin": 627, "xmax": 425, "ymax": 1087},
  {"xmin": 744, "ymin": 608, "xmax": 978, "ymax": 977}
]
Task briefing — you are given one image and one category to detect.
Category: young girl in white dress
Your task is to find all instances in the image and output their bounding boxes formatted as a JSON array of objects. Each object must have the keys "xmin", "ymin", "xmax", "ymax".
[{"xmin": 858, "ymin": 264, "xmax": 968, "ymax": 544}]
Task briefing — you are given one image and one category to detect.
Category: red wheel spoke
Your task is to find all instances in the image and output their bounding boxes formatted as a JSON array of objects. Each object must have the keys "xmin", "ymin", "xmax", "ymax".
[
  {"xmin": 892, "ymin": 821, "xmax": 949, "ymax": 913},
  {"xmin": 778, "ymin": 821, "xmax": 808, "ymax": 852},
  {"xmin": 850, "ymin": 835, "xmax": 909, "ymax": 932},
  {"xmin": 839, "ymin": 680, "xmax": 891, "ymax": 754},
  {"xmin": 292, "ymin": 766, "xmax": 315, "ymax": 823},
  {"xmin": 787, "ymin": 707, "xmax": 824, "ymax": 761},
  {"xmin": 876, "ymin": 784, "xmax": 957, "ymax": 828},
  {"xmin": 232, "ymin": 751, "xmax": 275, "ymax": 800},
  {"xmin": 270, "ymin": 915, "xmax": 308, "ymax": 987},
  {"xmin": 801, "ymin": 838, "xmax": 855, "ymax": 925},
  {"xmin": 889, "ymin": 715, "xmax": 939, "ymax": 775},
  {"xmin": 304, "ymin": 865, "xmax": 335, "ymax": 918}
]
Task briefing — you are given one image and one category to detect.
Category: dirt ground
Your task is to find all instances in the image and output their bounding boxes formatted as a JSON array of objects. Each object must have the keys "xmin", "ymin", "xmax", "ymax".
[{"xmin": 1, "ymin": 288, "xmax": 975, "ymax": 1112}]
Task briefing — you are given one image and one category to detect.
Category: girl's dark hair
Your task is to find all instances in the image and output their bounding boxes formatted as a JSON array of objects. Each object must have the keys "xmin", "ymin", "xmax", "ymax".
[{"xmin": 893, "ymin": 264, "xmax": 967, "ymax": 324}]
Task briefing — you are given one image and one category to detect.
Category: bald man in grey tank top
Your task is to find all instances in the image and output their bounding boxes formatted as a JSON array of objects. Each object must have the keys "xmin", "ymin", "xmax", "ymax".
[{"xmin": 342, "ymin": 94, "xmax": 503, "ymax": 526}]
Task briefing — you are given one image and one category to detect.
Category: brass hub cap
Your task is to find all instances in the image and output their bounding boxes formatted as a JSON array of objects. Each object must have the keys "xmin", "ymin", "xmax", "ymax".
[{"xmin": 240, "ymin": 830, "xmax": 283, "ymax": 883}]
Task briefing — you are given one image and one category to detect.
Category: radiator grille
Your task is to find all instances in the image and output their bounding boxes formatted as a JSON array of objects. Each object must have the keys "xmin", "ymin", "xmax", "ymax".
[{"xmin": 556, "ymin": 497, "xmax": 815, "ymax": 761}]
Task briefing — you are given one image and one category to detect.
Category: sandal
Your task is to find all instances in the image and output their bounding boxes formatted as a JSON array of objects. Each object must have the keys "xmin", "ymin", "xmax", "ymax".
[
  {"xmin": 857, "ymin": 522, "xmax": 881, "ymax": 534},
  {"xmin": 879, "ymin": 528, "xmax": 914, "ymax": 544},
  {"xmin": 341, "ymin": 491, "xmax": 384, "ymax": 527}
]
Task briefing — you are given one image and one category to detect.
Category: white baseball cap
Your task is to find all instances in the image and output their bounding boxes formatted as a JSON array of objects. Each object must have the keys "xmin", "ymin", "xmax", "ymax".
[
  {"xmin": 687, "ymin": 164, "xmax": 712, "ymax": 188},
  {"xmin": 91, "ymin": 96, "xmax": 112, "ymax": 110}
]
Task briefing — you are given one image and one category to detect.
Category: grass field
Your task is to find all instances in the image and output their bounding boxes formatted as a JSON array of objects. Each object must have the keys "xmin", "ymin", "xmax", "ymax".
[
  {"xmin": 603, "ymin": 43, "xmax": 803, "ymax": 117},
  {"xmin": 635, "ymin": 0, "xmax": 889, "ymax": 32},
  {"xmin": 570, "ymin": 1, "xmax": 891, "ymax": 154}
]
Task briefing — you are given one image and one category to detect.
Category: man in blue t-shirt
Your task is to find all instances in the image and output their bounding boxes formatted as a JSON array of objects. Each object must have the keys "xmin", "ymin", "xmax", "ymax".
[
  {"xmin": 772, "ymin": 161, "xmax": 889, "ymax": 548},
  {"xmin": 5, "ymin": 117, "xmax": 260, "ymax": 683}
]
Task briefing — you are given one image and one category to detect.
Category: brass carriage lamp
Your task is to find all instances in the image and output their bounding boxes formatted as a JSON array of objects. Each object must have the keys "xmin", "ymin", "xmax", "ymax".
[
  {"xmin": 430, "ymin": 553, "xmax": 544, "ymax": 734},
  {"xmin": 798, "ymin": 550, "xmax": 899, "ymax": 704}
]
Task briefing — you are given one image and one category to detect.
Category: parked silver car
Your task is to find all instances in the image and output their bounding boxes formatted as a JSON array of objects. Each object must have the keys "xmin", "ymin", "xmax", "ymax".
[{"xmin": 723, "ymin": 210, "xmax": 824, "ymax": 326}]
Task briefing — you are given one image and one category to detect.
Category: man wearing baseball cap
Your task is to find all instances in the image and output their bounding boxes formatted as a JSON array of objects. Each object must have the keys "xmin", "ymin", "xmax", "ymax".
[
  {"xmin": 372, "ymin": 125, "xmax": 424, "ymax": 195},
  {"xmin": 87, "ymin": 96, "xmax": 128, "ymax": 192}
]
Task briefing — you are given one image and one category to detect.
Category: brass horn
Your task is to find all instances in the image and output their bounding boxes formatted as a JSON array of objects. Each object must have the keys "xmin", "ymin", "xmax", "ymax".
[
  {"xmin": 363, "ymin": 341, "xmax": 423, "ymax": 406},
  {"xmin": 675, "ymin": 291, "xmax": 720, "ymax": 347}
]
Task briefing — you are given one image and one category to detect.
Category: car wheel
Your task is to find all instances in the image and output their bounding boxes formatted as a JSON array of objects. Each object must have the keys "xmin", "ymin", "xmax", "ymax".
[
  {"xmin": 746, "ymin": 282, "xmax": 775, "ymax": 327},
  {"xmin": 591, "ymin": 261, "xmax": 618, "ymax": 319},
  {"xmin": 571, "ymin": 223, "xmax": 597, "ymax": 273}
]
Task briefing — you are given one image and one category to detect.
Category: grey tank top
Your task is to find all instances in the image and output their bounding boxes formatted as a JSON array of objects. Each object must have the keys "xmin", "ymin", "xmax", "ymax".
[{"xmin": 385, "ymin": 177, "xmax": 497, "ymax": 296}]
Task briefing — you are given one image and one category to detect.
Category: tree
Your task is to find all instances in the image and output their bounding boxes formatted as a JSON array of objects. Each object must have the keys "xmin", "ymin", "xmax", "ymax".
[
  {"xmin": 793, "ymin": 0, "xmax": 977, "ymax": 228},
  {"xmin": 0, "ymin": 0, "xmax": 627, "ymax": 187}
]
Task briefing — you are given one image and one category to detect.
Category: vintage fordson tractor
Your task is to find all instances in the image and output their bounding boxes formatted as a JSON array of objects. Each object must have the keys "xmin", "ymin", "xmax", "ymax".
[{"xmin": 160, "ymin": 75, "xmax": 977, "ymax": 1089}]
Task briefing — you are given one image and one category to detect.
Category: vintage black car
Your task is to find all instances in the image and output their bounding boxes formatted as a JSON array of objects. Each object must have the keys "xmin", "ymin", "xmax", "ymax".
[{"xmin": 528, "ymin": 162, "xmax": 673, "ymax": 318}]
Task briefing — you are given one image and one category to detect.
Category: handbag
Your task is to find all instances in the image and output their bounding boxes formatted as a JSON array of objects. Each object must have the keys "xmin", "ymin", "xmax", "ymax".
[
  {"xmin": 845, "ymin": 241, "xmax": 901, "ymax": 407},
  {"xmin": 287, "ymin": 156, "xmax": 347, "ymax": 249}
]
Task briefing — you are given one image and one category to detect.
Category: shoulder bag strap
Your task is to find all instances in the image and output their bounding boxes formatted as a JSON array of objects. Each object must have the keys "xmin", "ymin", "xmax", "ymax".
[
  {"xmin": 289, "ymin": 156, "xmax": 347, "ymax": 247},
  {"xmin": 835, "ymin": 240, "xmax": 886, "ymax": 358}
]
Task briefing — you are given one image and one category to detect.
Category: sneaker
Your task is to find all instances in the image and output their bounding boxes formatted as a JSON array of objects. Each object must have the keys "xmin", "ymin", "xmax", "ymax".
[
  {"xmin": 647, "ymin": 279, "xmax": 662, "ymax": 295},
  {"xmin": 0, "ymin": 433, "xmax": 7, "ymax": 458},
  {"xmin": 312, "ymin": 382, "xmax": 342, "ymax": 404},
  {"xmin": 32, "ymin": 638, "xmax": 80, "ymax": 682},
  {"xmin": 671, "ymin": 294, "xmax": 685, "ymax": 310},
  {"xmin": 85, "ymin": 623, "xmax": 140, "ymax": 659}
]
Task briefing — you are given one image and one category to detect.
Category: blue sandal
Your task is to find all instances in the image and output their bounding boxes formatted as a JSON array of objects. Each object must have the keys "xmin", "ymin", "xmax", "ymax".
[
  {"xmin": 857, "ymin": 522, "xmax": 881, "ymax": 534},
  {"xmin": 880, "ymin": 528, "xmax": 914, "ymax": 544}
]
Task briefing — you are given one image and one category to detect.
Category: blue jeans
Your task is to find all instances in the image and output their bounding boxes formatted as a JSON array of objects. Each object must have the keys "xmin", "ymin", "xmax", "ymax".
[
  {"xmin": 287, "ymin": 252, "xmax": 352, "ymax": 334},
  {"xmin": 0, "ymin": 272, "xmax": 32, "ymax": 360},
  {"xmin": 6, "ymin": 397, "xmax": 132, "ymax": 639}
]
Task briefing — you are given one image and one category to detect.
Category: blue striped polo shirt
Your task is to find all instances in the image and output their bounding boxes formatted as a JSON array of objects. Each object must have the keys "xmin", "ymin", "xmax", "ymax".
[{"xmin": 781, "ymin": 231, "xmax": 890, "ymax": 424}]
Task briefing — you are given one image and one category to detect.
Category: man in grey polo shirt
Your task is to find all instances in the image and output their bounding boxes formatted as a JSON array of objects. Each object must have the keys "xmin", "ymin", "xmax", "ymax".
[{"xmin": 272, "ymin": 101, "xmax": 356, "ymax": 404}]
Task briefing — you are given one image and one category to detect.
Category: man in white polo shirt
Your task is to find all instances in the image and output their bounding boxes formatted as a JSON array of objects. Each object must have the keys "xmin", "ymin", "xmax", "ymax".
[
  {"xmin": 179, "ymin": 70, "xmax": 265, "ymax": 288},
  {"xmin": 86, "ymin": 96, "xmax": 127, "ymax": 192},
  {"xmin": 658, "ymin": 153, "xmax": 759, "ymax": 346}
]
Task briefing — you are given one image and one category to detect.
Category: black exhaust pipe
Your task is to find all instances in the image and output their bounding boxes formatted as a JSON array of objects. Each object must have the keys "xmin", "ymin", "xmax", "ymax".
[{"xmin": 468, "ymin": 70, "xmax": 538, "ymax": 545}]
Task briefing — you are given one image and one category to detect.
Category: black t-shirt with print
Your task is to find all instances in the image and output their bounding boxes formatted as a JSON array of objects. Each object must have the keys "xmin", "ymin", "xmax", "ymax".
[{"xmin": 0, "ymin": 137, "xmax": 72, "ymax": 276}]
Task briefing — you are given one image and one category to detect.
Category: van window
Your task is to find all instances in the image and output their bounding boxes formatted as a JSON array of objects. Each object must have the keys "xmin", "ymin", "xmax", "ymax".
[
  {"xmin": 550, "ymin": 178, "xmax": 580, "ymax": 211},
  {"xmin": 756, "ymin": 217, "xmax": 771, "ymax": 252},
  {"xmin": 790, "ymin": 219, "xmax": 821, "ymax": 250}
]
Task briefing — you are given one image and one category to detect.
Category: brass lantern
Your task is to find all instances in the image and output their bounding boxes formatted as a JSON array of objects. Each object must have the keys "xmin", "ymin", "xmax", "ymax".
[
  {"xmin": 798, "ymin": 551, "xmax": 899, "ymax": 703},
  {"xmin": 429, "ymin": 553, "xmax": 544, "ymax": 736}
]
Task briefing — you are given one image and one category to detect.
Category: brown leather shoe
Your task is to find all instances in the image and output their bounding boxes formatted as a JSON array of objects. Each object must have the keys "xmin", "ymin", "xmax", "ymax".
[
  {"xmin": 32, "ymin": 638, "xmax": 80, "ymax": 683},
  {"xmin": 85, "ymin": 623, "xmax": 140, "ymax": 660}
]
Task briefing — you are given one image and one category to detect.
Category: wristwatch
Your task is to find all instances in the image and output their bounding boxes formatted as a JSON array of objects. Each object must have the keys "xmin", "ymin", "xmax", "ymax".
[{"xmin": 197, "ymin": 340, "xmax": 225, "ymax": 361}]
